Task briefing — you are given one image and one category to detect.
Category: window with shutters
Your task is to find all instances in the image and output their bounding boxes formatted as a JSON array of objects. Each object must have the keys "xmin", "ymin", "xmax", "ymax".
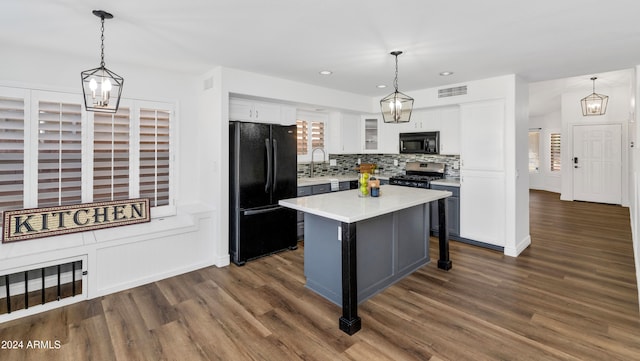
[
  {"xmin": 311, "ymin": 121, "xmax": 324, "ymax": 150},
  {"xmin": 139, "ymin": 108, "xmax": 171, "ymax": 207},
  {"xmin": 296, "ymin": 120, "xmax": 308, "ymax": 155},
  {"xmin": 93, "ymin": 108, "xmax": 130, "ymax": 202},
  {"xmin": 296, "ymin": 112, "xmax": 327, "ymax": 162},
  {"xmin": 37, "ymin": 100, "xmax": 82, "ymax": 207},
  {"xmin": 550, "ymin": 133, "xmax": 561, "ymax": 172},
  {"xmin": 0, "ymin": 86, "xmax": 176, "ymax": 225},
  {"xmin": 0, "ymin": 93, "xmax": 26, "ymax": 219}
]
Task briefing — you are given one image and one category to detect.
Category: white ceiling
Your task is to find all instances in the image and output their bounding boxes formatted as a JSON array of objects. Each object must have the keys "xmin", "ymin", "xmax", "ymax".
[{"xmin": 2, "ymin": 0, "xmax": 640, "ymax": 104}]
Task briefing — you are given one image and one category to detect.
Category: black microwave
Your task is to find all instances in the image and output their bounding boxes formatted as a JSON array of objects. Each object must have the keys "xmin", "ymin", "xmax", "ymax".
[{"xmin": 399, "ymin": 131, "xmax": 439, "ymax": 154}]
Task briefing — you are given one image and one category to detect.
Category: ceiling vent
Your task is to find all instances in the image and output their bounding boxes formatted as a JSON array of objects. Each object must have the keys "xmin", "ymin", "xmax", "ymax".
[{"xmin": 438, "ymin": 85, "xmax": 468, "ymax": 98}]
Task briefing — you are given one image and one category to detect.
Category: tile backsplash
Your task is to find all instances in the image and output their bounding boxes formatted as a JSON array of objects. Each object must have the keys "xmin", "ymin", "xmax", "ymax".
[{"xmin": 298, "ymin": 153, "xmax": 460, "ymax": 178}]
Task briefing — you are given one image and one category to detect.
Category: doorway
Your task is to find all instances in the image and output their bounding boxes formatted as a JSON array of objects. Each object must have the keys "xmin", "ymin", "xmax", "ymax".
[{"xmin": 572, "ymin": 124, "xmax": 622, "ymax": 204}]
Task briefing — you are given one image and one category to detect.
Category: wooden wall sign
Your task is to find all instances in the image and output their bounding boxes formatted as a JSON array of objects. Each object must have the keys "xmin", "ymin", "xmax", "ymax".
[{"xmin": 2, "ymin": 199, "xmax": 150, "ymax": 243}]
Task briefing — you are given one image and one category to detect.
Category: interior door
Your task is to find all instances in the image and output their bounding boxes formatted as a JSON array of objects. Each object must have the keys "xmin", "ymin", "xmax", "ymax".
[{"xmin": 572, "ymin": 124, "xmax": 622, "ymax": 204}]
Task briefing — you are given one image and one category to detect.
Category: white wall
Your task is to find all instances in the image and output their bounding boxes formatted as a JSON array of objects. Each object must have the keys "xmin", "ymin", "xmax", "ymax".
[
  {"xmin": 632, "ymin": 66, "xmax": 640, "ymax": 310},
  {"xmin": 506, "ymin": 76, "xmax": 531, "ymax": 257},
  {"xmin": 0, "ymin": 46, "xmax": 219, "ymax": 322},
  {"xmin": 560, "ymin": 85, "xmax": 633, "ymax": 205}
]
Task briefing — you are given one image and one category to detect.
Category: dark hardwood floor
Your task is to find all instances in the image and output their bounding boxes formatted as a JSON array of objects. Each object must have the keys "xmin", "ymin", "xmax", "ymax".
[{"xmin": 1, "ymin": 190, "xmax": 638, "ymax": 360}]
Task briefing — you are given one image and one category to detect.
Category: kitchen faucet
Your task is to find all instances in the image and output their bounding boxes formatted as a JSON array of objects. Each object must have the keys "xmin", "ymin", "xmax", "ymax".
[{"xmin": 310, "ymin": 147, "xmax": 326, "ymax": 178}]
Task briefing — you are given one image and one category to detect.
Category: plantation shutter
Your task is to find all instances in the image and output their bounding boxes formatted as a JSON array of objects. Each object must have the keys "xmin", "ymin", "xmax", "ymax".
[
  {"xmin": 0, "ymin": 95, "xmax": 25, "ymax": 217},
  {"xmin": 296, "ymin": 120, "xmax": 308, "ymax": 155},
  {"xmin": 37, "ymin": 101, "xmax": 82, "ymax": 207},
  {"xmin": 139, "ymin": 108, "xmax": 170, "ymax": 207},
  {"xmin": 550, "ymin": 133, "xmax": 561, "ymax": 172},
  {"xmin": 310, "ymin": 121, "xmax": 324, "ymax": 149},
  {"xmin": 94, "ymin": 108, "xmax": 130, "ymax": 202}
]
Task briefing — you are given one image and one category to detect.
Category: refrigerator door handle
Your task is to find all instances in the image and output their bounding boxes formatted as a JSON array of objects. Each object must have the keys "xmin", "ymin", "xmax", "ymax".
[
  {"xmin": 265, "ymin": 138, "xmax": 272, "ymax": 193},
  {"xmin": 243, "ymin": 206, "xmax": 282, "ymax": 216},
  {"xmin": 272, "ymin": 138, "xmax": 278, "ymax": 192}
]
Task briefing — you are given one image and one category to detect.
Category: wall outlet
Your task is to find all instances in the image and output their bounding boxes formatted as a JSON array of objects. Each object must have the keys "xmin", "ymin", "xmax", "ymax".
[
  {"xmin": 329, "ymin": 159, "xmax": 337, "ymax": 166},
  {"xmin": 393, "ymin": 159, "xmax": 398, "ymax": 166}
]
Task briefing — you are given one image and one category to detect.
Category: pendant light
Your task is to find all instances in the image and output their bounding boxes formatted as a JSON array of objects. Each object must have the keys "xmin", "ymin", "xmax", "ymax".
[
  {"xmin": 380, "ymin": 51, "xmax": 414, "ymax": 123},
  {"xmin": 580, "ymin": 77, "xmax": 608, "ymax": 116},
  {"xmin": 81, "ymin": 10, "xmax": 124, "ymax": 113}
]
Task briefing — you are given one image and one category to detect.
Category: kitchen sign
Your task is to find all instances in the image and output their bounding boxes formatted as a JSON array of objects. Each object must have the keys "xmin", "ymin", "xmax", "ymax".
[{"xmin": 2, "ymin": 199, "xmax": 150, "ymax": 243}]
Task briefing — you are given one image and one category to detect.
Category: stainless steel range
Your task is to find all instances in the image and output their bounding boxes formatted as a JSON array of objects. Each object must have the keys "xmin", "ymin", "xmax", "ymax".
[{"xmin": 389, "ymin": 162, "xmax": 446, "ymax": 188}]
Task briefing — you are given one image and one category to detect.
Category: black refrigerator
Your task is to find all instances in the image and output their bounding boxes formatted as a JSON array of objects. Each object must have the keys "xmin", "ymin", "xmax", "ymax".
[{"xmin": 229, "ymin": 121, "xmax": 298, "ymax": 265}]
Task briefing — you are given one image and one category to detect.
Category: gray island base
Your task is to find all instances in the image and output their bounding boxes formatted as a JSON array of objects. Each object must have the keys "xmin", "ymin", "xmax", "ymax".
[{"xmin": 279, "ymin": 185, "xmax": 452, "ymax": 335}]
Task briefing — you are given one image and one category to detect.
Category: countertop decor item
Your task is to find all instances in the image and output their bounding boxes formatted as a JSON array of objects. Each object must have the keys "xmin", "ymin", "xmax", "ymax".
[
  {"xmin": 380, "ymin": 51, "xmax": 413, "ymax": 123},
  {"xmin": 81, "ymin": 10, "xmax": 124, "ymax": 113}
]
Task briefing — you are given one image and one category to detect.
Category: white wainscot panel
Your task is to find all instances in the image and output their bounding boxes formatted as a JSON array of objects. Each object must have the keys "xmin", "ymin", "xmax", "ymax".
[{"xmin": 93, "ymin": 205, "xmax": 216, "ymax": 297}]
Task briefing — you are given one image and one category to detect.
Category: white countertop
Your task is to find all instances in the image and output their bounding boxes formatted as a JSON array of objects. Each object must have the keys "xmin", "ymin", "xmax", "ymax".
[
  {"xmin": 430, "ymin": 178, "xmax": 461, "ymax": 187},
  {"xmin": 279, "ymin": 185, "xmax": 451, "ymax": 223}
]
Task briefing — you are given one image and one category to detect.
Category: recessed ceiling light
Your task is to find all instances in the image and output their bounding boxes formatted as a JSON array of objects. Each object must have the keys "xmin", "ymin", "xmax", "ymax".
[
  {"xmin": 377, "ymin": 84, "xmax": 387, "ymax": 88},
  {"xmin": 319, "ymin": 70, "xmax": 332, "ymax": 75},
  {"xmin": 440, "ymin": 71, "xmax": 454, "ymax": 76}
]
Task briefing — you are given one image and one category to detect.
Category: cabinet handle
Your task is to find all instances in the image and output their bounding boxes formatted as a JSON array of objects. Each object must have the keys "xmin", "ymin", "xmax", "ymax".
[
  {"xmin": 249, "ymin": 110, "xmax": 252, "ymax": 118},
  {"xmin": 256, "ymin": 110, "xmax": 259, "ymax": 118}
]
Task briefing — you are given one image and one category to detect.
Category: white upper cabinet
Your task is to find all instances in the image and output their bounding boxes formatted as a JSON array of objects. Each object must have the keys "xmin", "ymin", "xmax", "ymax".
[
  {"xmin": 459, "ymin": 99, "xmax": 506, "ymax": 247},
  {"xmin": 361, "ymin": 115, "xmax": 397, "ymax": 153},
  {"xmin": 362, "ymin": 116, "xmax": 379, "ymax": 153},
  {"xmin": 439, "ymin": 106, "xmax": 460, "ymax": 155},
  {"xmin": 341, "ymin": 113, "xmax": 361, "ymax": 153},
  {"xmin": 229, "ymin": 98, "xmax": 289, "ymax": 125},
  {"xmin": 460, "ymin": 100, "xmax": 504, "ymax": 171},
  {"xmin": 327, "ymin": 111, "xmax": 361, "ymax": 154},
  {"xmin": 280, "ymin": 105, "xmax": 296, "ymax": 125},
  {"xmin": 402, "ymin": 108, "xmax": 440, "ymax": 132}
]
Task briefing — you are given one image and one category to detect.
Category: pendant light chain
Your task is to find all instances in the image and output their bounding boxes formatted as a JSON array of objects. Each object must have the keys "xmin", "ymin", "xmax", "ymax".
[
  {"xmin": 393, "ymin": 54, "xmax": 399, "ymax": 92},
  {"xmin": 100, "ymin": 15, "xmax": 106, "ymax": 68}
]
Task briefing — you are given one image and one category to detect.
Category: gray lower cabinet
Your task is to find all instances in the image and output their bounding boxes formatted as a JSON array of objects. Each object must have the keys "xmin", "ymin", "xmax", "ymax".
[
  {"xmin": 304, "ymin": 203, "xmax": 430, "ymax": 305},
  {"xmin": 430, "ymin": 184, "xmax": 460, "ymax": 238},
  {"xmin": 297, "ymin": 186, "xmax": 312, "ymax": 240},
  {"xmin": 297, "ymin": 180, "xmax": 359, "ymax": 240}
]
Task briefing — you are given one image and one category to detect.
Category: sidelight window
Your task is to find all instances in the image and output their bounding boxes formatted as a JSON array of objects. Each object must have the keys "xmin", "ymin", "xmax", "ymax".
[{"xmin": 550, "ymin": 133, "xmax": 561, "ymax": 172}]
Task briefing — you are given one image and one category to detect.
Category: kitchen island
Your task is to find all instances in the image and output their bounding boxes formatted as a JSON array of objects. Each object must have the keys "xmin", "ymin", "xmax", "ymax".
[{"xmin": 279, "ymin": 185, "xmax": 452, "ymax": 335}]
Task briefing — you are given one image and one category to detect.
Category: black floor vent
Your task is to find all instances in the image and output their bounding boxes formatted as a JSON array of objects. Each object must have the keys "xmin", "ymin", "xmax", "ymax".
[{"xmin": 0, "ymin": 260, "xmax": 84, "ymax": 315}]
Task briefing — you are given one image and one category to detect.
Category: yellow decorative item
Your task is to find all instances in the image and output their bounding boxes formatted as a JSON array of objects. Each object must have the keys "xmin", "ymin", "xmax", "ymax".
[{"xmin": 359, "ymin": 173, "xmax": 369, "ymax": 197}]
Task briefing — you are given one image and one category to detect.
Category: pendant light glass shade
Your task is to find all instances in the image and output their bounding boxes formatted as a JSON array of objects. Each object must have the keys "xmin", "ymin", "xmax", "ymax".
[
  {"xmin": 380, "ymin": 51, "xmax": 413, "ymax": 123},
  {"xmin": 580, "ymin": 77, "xmax": 608, "ymax": 116},
  {"xmin": 81, "ymin": 10, "xmax": 123, "ymax": 113}
]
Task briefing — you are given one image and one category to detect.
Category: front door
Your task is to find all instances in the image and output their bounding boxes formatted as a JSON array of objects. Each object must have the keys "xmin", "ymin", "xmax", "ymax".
[{"xmin": 572, "ymin": 124, "xmax": 622, "ymax": 204}]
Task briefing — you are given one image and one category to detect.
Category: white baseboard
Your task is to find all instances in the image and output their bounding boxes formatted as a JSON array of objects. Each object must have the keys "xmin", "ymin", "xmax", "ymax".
[{"xmin": 504, "ymin": 235, "xmax": 531, "ymax": 257}]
